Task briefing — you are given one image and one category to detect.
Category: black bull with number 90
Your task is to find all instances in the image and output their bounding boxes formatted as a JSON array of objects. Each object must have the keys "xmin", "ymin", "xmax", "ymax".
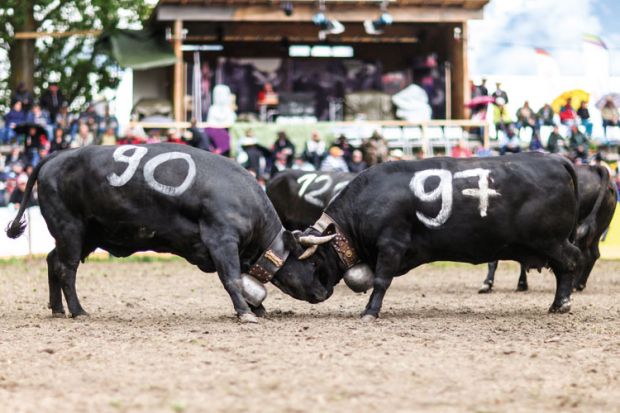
[
  {"xmin": 5, "ymin": 143, "xmax": 337, "ymax": 321},
  {"xmin": 285, "ymin": 153, "xmax": 597, "ymax": 318}
]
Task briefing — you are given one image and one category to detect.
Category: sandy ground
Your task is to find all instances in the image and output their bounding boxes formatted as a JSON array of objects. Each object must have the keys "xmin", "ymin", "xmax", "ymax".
[{"xmin": 0, "ymin": 258, "xmax": 618, "ymax": 413}]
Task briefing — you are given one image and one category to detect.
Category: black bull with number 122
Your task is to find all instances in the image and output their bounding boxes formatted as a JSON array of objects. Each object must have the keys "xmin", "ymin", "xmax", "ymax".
[
  {"xmin": 282, "ymin": 152, "xmax": 593, "ymax": 319},
  {"xmin": 5, "ymin": 143, "xmax": 338, "ymax": 322}
]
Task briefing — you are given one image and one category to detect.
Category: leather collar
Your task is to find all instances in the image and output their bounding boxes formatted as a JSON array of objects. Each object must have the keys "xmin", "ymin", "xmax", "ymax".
[
  {"xmin": 311, "ymin": 213, "xmax": 360, "ymax": 269},
  {"xmin": 247, "ymin": 228, "xmax": 290, "ymax": 283}
]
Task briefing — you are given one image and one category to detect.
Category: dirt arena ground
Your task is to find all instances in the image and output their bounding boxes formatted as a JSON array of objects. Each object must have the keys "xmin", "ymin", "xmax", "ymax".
[{"xmin": 0, "ymin": 258, "xmax": 618, "ymax": 413}]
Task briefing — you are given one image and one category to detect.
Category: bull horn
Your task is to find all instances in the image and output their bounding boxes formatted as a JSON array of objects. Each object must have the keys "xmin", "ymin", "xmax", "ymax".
[
  {"xmin": 298, "ymin": 245, "xmax": 319, "ymax": 260},
  {"xmin": 298, "ymin": 234, "xmax": 336, "ymax": 246}
]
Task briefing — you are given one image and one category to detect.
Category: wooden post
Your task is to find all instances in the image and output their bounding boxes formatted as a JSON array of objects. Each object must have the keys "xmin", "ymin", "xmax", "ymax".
[
  {"xmin": 173, "ymin": 19, "xmax": 184, "ymax": 124},
  {"xmin": 445, "ymin": 61, "xmax": 452, "ymax": 120},
  {"xmin": 448, "ymin": 22, "xmax": 469, "ymax": 120}
]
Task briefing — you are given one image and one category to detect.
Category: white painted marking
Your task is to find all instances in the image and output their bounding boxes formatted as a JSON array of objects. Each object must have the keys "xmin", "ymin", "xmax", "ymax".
[
  {"xmin": 143, "ymin": 152, "xmax": 197, "ymax": 196},
  {"xmin": 297, "ymin": 173, "xmax": 318, "ymax": 197},
  {"xmin": 304, "ymin": 175, "xmax": 333, "ymax": 207},
  {"xmin": 454, "ymin": 168, "xmax": 501, "ymax": 217},
  {"xmin": 107, "ymin": 145, "xmax": 148, "ymax": 187},
  {"xmin": 329, "ymin": 180, "xmax": 350, "ymax": 204},
  {"xmin": 410, "ymin": 169, "xmax": 453, "ymax": 228}
]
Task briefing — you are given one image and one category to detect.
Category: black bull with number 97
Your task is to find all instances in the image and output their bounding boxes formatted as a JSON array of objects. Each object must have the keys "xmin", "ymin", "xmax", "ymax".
[
  {"xmin": 5, "ymin": 143, "xmax": 335, "ymax": 321},
  {"xmin": 287, "ymin": 153, "xmax": 594, "ymax": 318}
]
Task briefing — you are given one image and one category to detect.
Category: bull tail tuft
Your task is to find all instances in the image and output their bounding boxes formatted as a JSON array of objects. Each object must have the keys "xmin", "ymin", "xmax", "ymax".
[
  {"xmin": 4, "ymin": 150, "xmax": 61, "ymax": 240},
  {"xmin": 5, "ymin": 218, "xmax": 26, "ymax": 239}
]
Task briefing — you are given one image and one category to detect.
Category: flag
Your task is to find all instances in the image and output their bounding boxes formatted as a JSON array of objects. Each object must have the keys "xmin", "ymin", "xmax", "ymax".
[
  {"xmin": 582, "ymin": 33, "xmax": 608, "ymax": 50},
  {"xmin": 534, "ymin": 47, "xmax": 551, "ymax": 57}
]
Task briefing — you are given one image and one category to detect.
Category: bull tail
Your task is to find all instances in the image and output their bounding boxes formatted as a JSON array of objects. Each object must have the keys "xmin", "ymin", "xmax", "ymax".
[
  {"xmin": 559, "ymin": 156, "xmax": 579, "ymax": 243},
  {"xmin": 5, "ymin": 151, "xmax": 60, "ymax": 239},
  {"xmin": 576, "ymin": 165, "xmax": 610, "ymax": 243}
]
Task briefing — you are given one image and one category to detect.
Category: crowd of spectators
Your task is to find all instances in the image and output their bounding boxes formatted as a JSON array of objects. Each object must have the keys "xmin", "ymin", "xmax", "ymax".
[{"xmin": 3, "ymin": 80, "xmax": 620, "ymax": 208}]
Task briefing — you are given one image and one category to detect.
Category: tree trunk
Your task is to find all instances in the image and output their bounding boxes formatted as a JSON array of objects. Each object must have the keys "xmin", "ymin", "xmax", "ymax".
[{"xmin": 9, "ymin": 0, "xmax": 36, "ymax": 93}]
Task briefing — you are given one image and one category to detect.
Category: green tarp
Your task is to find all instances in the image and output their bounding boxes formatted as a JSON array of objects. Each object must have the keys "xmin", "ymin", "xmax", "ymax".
[{"xmin": 99, "ymin": 29, "xmax": 176, "ymax": 70}]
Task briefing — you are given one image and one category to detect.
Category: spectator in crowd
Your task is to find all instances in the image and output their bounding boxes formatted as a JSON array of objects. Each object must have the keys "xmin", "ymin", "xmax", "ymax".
[
  {"xmin": 98, "ymin": 106, "xmax": 119, "ymax": 137},
  {"xmin": 569, "ymin": 124, "xmax": 588, "ymax": 150},
  {"xmin": 11, "ymin": 82, "xmax": 34, "ymax": 112},
  {"xmin": 559, "ymin": 98, "xmax": 577, "ymax": 125},
  {"xmin": 347, "ymin": 149, "xmax": 367, "ymax": 173},
  {"xmin": 529, "ymin": 133, "xmax": 544, "ymax": 151},
  {"xmin": 166, "ymin": 129, "xmax": 187, "ymax": 145},
  {"xmin": 493, "ymin": 104, "xmax": 512, "ymax": 139},
  {"xmin": 546, "ymin": 126, "xmax": 566, "ymax": 154},
  {"xmin": 239, "ymin": 130, "xmax": 269, "ymax": 179},
  {"xmin": 27, "ymin": 104, "xmax": 52, "ymax": 139},
  {"xmin": 499, "ymin": 126, "xmax": 521, "ymax": 155},
  {"xmin": 577, "ymin": 101, "xmax": 592, "ymax": 136},
  {"xmin": 49, "ymin": 127, "xmax": 69, "ymax": 153},
  {"xmin": 73, "ymin": 123, "xmax": 94, "ymax": 147},
  {"xmin": 187, "ymin": 119, "xmax": 211, "ymax": 151},
  {"xmin": 24, "ymin": 125, "xmax": 45, "ymax": 166},
  {"xmin": 361, "ymin": 131, "xmax": 388, "ymax": 166},
  {"xmin": 334, "ymin": 134, "xmax": 353, "ymax": 164},
  {"xmin": 146, "ymin": 129, "xmax": 163, "ymax": 144},
  {"xmin": 121, "ymin": 116, "xmax": 147, "ymax": 144},
  {"xmin": 78, "ymin": 104, "xmax": 100, "ymax": 136},
  {"xmin": 4, "ymin": 146, "xmax": 26, "ymax": 172},
  {"xmin": 473, "ymin": 144, "xmax": 493, "ymax": 157},
  {"xmin": 492, "ymin": 82, "xmax": 508, "ymax": 106},
  {"xmin": 9, "ymin": 173, "xmax": 37, "ymax": 209},
  {"xmin": 536, "ymin": 103, "xmax": 555, "ymax": 127},
  {"xmin": 272, "ymin": 131, "xmax": 295, "ymax": 167},
  {"xmin": 302, "ymin": 130, "xmax": 327, "ymax": 169},
  {"xmin": 99, "ymin": 126, "xmax": 117, "ymax": 146},
  {"xmin": 3, "ymin": 100, "xmax": 27, "ymax": 144},
  {"xmin": 270, "ymin": 150, "xmax": 289, "ymax": 177},
  {"xmin": 601, "ymin": 96, "xmax": 620, "ymax": 133},
  {"xmin": 451, "ymin": 140, "xmax": 473, "ymax": 158},
  {"xmin": 55, "ymin": 102, "xmax": 75, "ymax": 137},
  {"xmin": 39, "ymin": 82, "xmax": 65, "ymax": 122},
  {"xmin": 476, "ymin": 78, "xmax": 489, "ymax": 97},
  {"xmin": 515, "ymin": 101, "xmax": 536, "ymax": 132},
  {"xmin": 321, "ymin": 146, "xmax": 349, "ymax": 172}
]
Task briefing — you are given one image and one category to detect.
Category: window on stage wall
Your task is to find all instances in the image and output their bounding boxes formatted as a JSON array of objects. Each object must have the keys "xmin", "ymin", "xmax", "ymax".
[{"xmin": 288, "ymin": 45, "xmax": 354, "ymax": 58}]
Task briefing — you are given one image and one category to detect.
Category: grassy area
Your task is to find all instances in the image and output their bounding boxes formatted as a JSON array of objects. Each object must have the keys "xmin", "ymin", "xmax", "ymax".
[{"xmin": 0, "ymin": 252, "xmax": 183, "ymax": 266}]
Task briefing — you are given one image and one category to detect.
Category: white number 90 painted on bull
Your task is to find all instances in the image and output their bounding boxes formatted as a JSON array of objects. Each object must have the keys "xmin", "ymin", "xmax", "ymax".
[
  {"xmin": 410, "ymin": 168, "xmax": 501, "ymax": 228},
  {"xmin": 107, "ymin": 145, "xmax": 197, "ymax": 196}
]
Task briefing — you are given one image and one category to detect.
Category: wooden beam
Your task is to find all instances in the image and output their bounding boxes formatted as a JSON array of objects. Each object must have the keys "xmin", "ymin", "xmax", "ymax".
[
  {"xmin": 172, "ymin": 19, "xmax": 184, "ymax": 123},
  {"xmin": 157, "ymin": 4, "xmax": 484, "ymax": 22},
  {"xmin": 185, "ymin": 34, "xmax": 418, "ymax": 42},
  {"xmin": 14, "ymin": 30, "xmax": 102, "ymax": 39}
]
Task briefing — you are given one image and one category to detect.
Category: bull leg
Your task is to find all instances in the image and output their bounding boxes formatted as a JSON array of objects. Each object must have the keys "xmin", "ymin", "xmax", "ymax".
[
  {"xmin": 57, "ymin": 256, "xmax": 88, "ymax": 318},
  {"xmin": 548, "ymin": 241, "xmax": 581, "ymax": 313},
  {"xmin": 516, "ymin": 264, "xmax": 529, "ymax": 291},
  {"xmin": 361, "ymin": 249, "xmax": 400, "ymax": 321},
  {"xmin": 479, "ymin": 261, "xmax": 498, "ymax": 293},
  {"xmin": 249, "ymin": 304, "xmax": 267, "ymax": 317},
  {"xmin": 199, "ymin": 224, "xmax": 255, "ymax": 322},
  {"xmin": 46, "ymin": 249, "xmax": 65, "ymax": 317}
]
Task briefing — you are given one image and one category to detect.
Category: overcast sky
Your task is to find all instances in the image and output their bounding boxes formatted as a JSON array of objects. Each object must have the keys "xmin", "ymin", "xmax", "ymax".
[{"xmin": 469, "ymin": 0, "xmax": 620, "ymax": 76}]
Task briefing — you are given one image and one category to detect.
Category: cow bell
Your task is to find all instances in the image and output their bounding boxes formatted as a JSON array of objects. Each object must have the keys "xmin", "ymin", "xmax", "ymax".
[
  {"xmin": 343, "ymin": 263, "xmax": 374, "ymax": 293},
  {"xmin": 241, "ymin": 274, "xmax": 268, "ymax": 307}
]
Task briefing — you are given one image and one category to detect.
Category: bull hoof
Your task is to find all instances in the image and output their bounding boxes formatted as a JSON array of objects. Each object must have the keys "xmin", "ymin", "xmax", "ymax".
[
  {"xmin": 250, "ymin": 304, "xmax": 267, "ymax": 318},
  {"xmin": 549, "ymin": 300, "xmax": 571, "ymax": 314},
  {"xmin": 478, "ymin": 284, "xmax": 492, "ymax": 294},
  {"xmin": 70, "ymin": 310, "xmax": 89, "ymax": 319},
  {"xmin": 516, "ymin": 284, "xmax": 529, "ymax": 292},
  {"xmin": 361, "ymin": 314, "xmax": 378, "ymax": 322},
  {"xmin": 51, "ymin": 312, "xmax": 66, "ymax": 318},
  {"xmin": 238, "ymin": 313, "xmax": 259, "ymax": 324}
]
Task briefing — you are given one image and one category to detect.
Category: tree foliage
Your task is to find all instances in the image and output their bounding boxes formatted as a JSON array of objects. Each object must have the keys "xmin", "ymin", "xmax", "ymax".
[{"xmin": 0, "ymin": 0, "xmax": 155, "ymax": 110}]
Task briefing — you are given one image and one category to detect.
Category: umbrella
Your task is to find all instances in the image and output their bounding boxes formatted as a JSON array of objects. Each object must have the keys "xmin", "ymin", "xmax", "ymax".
[
  {"xmin": 14, "ymin": 123, "xmax": 49, "ymax": 139},
  {"xmin": 465, "ymin": 95, "xmax": 495, "ymax": 108},
  {"xmin": 551, "ymin": 89, "xmax": 590, "ymax": 113},
  {"xmin": 596, "ymin": 93, "xmax": 620, "ymax": 110}
]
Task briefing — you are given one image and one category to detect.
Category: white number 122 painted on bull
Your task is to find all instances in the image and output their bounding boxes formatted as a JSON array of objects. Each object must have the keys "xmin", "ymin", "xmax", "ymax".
[{"xmin": 107, "ymin": 145, "xmax": 197, "ymax": 196}]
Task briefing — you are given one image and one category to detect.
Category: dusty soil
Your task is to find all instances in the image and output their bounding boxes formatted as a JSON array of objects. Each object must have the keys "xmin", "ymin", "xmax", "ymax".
[{"xmin": 0, "ymin": 258, "xmax": 618, "ymax": 413}]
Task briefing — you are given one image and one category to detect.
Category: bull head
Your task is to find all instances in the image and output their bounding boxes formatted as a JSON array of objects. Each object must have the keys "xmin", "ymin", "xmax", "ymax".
[{"xmin": 296, "ymin": 232, "xmax": 336, "ymax": 259}]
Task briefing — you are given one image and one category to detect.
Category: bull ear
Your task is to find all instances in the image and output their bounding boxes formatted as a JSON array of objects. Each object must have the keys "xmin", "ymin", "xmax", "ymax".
[{"xmin": 282, "ymin": 230, "xmax": 299, "ymax": 251}]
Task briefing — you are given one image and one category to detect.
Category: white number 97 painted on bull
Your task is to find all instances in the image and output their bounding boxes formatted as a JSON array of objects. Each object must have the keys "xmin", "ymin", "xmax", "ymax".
[
  {"xmin": 107, "ymin": 145, "xmax": 197, "ymax": 196},
  {"xmin": 410, "ymin": 168, "xmax": 501, "ymax": 228}
]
